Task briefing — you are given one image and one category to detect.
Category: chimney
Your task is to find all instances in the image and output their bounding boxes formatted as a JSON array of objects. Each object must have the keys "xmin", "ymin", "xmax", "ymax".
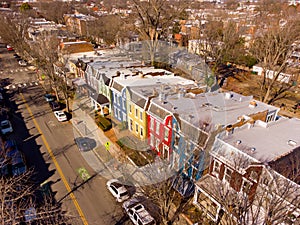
[
  {"xmin": 120, "ymin": 72, "xmax": 125, "ymax": 79},
  {"xmin": 159, "ymin": 92, "xmax": 165, "ymax": 103},
  {"xmin": 225, "ymin": 124, "xmax": 233, "ymax": 136},
  {"xmin": 178, "ymin": 88, "xmax": 186, "ymax": 98}
]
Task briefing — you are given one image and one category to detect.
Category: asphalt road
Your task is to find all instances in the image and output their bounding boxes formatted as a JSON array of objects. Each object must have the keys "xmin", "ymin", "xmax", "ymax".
[{"xmin": 1, "ymin": 46, "xmax": 131, "ymax": 225}]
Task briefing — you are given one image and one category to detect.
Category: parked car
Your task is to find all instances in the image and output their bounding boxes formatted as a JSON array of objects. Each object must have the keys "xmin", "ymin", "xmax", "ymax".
[
  {"xmin": 11, "ymin": 151, "xmax": 27, "ymax": 176},
  {"xmin": 44, "ymin": 94, "xmax": 55, "ymax": 102},
  {"xmin": 54, "ymin": 111, "xmax": 67, "ymax": 122},
  {"xmin": 13, "ymin": 53, "xmax": 21, "ymax": 59},
  {"xmin": 18, "ymin": 60, "xmax": 27, "ymax": 66},
  {"xmin": 6, "ymin": 45, "xmax": 13, "ymax": 51},
  {"xmin": 106, "ymin": 179, "xmax": 130, "ymax": 202},
  {"xmin": 123, "ymin": 198, "xmax": 156, "ymax": 225},
  {"xmin": 123, "ymin": 197, "xmax": 145, "ymax": 212},
  {"xmin": 49, "ymin": 101, "xmax": 60, "ymax": 111},
  {"xmin": 0, "ymin": 120, "xmax": 13, "ymax": 135}
]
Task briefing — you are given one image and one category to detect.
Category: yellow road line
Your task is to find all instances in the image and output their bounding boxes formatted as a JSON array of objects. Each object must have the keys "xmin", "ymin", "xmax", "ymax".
[{"xmin": 21, "ymin": 93, "xmax": 88, "ymax": 225}]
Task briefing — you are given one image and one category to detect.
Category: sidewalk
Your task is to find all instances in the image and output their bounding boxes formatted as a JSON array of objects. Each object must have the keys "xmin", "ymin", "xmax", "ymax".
[{"xmin": 71, "ymin": 95, "xmax": 195, "ymax": 225}]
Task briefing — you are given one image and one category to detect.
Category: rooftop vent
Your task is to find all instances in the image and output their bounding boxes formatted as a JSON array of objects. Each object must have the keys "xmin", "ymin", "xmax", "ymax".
[
  {"xmin": 250, "ymin": 147, "xmax": 256, "ymax": 152},
  {"xmin": 287, "ymin": 140, "xmax": 297, "ymax": 147},
  {"xmin": 235, "ymin": 140, "xmax": 242, "ymax": 145},
  {"xmin": 249, "ymin": 101, "xmax": 257, "ymax": 108},
  {"xmin": 225, "ymin": 92, "xmax": 233, "ymax": 99}
]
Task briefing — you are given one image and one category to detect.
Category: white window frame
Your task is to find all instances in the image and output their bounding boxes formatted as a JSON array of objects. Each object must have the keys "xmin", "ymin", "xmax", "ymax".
[
  {"xmin": 241, "ymin": 178, "xmax": 253, "ymax": 194},
  {"xmin": 140, "ymin": 111, "xmax": 143, "ymax": 121},
  {"xmin": 155, "ymin": 139, "xmax": 160, "ymax": 151},
  {"xmin": 212, "ymin": 160, "xmax": 221, "ymax": 178},
  {"xmin": 140, "ymin": 126, "xmax": 143, "ymax": 137},
  {"xmin": 266, "ymin": 112, "xmax": 275, "ymax": 122},
  {"xmin": 150, "ymin": 117, "xmax": 154, "ymax": 130},
  {"xmin": 249, "ymin": 171, "xmax": 258, "ymax": 182},
  {"xmin": 135, "ymin": 123, "xmax": 139, "ymax": 133},
  {"xmin": 163, "ymin": 144, "xmax": 170, "ymax": 160},
  {"xmin": 223, "ymin": 167, "xmax": 232, "ymax": 184},
  {"xmin": 135, "ymin": 108, "xmax": 138, "ymax": 118},
  {"xmin": 156, "ymin": 121, "xmax": 160, "ymax": 134},
  {"xmin": 129, "ymin": 119, "xmax": 133, "ymax": 131},
  {"xmin": 174, "ymin": 134, "xmax": 180, "ymax": 149},
  {"xmin": 150, "ymin": 134, "xmax": 154, "ymax": 146},
  {"xmin": 164, "ymin": 127, "xmax": 169, "ymax": 141},
  {"xmin": 129, "ymin": 104, "xmax": 132, "ymax": 114}
]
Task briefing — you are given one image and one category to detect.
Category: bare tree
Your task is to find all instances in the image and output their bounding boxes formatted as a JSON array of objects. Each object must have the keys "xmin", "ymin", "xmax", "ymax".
[
  {"xmin": 196, "ymin": 154, "xmax": 300, "ymax": 225},
  {"xmin": 249, "ymin": 17, "xmax": 300, "ymax": 104},
  {"xmin": 135, "ymin": 160, "xmax": 194, "ymax": 225},
  {"xmin": 87, "ymin": 15, "xmax": 125, "ymax": 45},
  {"xmin": 199, "ymin": 15, "xmax": 246, "ymax": 74},
  {"xmin": 0, "ymin": 14, "xmax": 32, "ymax": 59},
  {"xmin": 30, "ymin": 32, "xmax": 61, "ymax": 100},
  {"xmin": 130, "ymin": 0, "xmax": 188, "ymax": 65},
  {"xmin": 36, "ymin": 1, "xmax": 74, "ymax": 24},
  {"xmin": 0, "ymin": 170, "xmax": 75, "ymax": 224}
]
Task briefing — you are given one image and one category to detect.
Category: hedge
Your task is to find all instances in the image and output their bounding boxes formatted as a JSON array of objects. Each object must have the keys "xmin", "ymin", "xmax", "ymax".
[{"xmin": 96, "ymin": 116, "xmax": 112, "ymax": 131}]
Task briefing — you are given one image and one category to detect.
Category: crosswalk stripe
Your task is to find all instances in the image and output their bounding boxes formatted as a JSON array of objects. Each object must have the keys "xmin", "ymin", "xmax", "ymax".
[{"xmin": 3, "ymin": 81, "xmax": 40, "ymax": 90}]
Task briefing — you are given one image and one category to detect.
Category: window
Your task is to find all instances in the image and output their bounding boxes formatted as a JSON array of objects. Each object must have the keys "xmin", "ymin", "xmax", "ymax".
[
  {"xmin": 129, "ymin": 104, "xmax": 132, "ymax": 113},
  {"xmin": 212, "ymin": 160, "xmax": 221, "ymax": 177},
  {"xmin": 129, "ymin": 119, "xmax": 133, "ymax": 131},
  {"xmin": 135, "ymin": 108, "xmax": 138, "ymax": 118},
  {"xmin": 150, "ymin": 118, "xmax": 154, "ymax": 130},
  {"xmin": 140, "ymin": 127, "xmax": 143, "ymax": 137},
  {"xmin": 140, "ymin": 111, "xmax": 143, "ymax": 121},
  {"xmin": 150, "ymin": 134, "xmax": 154, "ymax": 146},
  {"xmin": 266, "ymin": 112, "xmax": 275, "ymax": 122},
  {"xmin": 241, "ymin": 178, "xmax": 252, "ymax": 194},
  {"xmin": 163, "ymin": 144, "xmax": 169, "ymax": 160},
  {"xmin": 164, "ymin": 128, "xmax": 169, "ymax": 141},
  {"xmin": 156, "ymin": 121, "xmax": 160, "ymax": 134},
  {"xmin": 156, "ymin": 139, "xmax": 160, "ymax": 151},
  {"xmin": 135, "ymin": 123, "xmax": 139, "ymax": 133},
  {"xmin": 223, "ymin": 167, "xmax": 232, "ymax": 183},
  {"xmin": 115, "ymin": 94, "xmax": 118, "ymax": 105},
  {"xmin": 250, "ymin": 171, "xmax": 258, "ymax": 182},
  {"xmin": 174, "ymin": 134, "xmax": 179, "ymax": 148},
  {"xmin": 192, "ymin": 166, "xmax": 199, "ymax": 179}
]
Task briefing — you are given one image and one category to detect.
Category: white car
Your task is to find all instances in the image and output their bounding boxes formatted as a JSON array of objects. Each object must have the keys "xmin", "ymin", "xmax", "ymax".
[
  {"xmin": 0, "ymin": 120, "xmax": 13, "ymax": 135},
  {"xmin": 106, "ymin": 179, "xmax": 130, "ymax": 202},
  {"xmin": 123, "ymin": 198, "xmax": 156, "ymax": 225},
  {"xmin": 54, "ymin": 111, "xmax": 67, "ymax": 122},
  {"xmin": 18, "ymin": 60, "xmax": 27, "ymax": 66}
]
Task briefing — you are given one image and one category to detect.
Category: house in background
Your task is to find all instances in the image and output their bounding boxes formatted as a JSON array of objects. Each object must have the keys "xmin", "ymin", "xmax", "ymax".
[
  {"xmin": 64, "ymin": 12, "xmax": 95, "ymax": 36},
  {"xmin": 193, "ymin": 117, "xmax": 300, "ymax": 224}
]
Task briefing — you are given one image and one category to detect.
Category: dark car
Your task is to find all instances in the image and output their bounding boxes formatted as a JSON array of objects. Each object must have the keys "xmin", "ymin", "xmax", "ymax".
[
  {"xmin": 74, "ymin": 137, "xmax": 96, "ymax": 152},
  {"xmin": 49, "ymin": 101, "xmax": 60, "ymax": 111},
  {"xmin": 44, "ymin": 94, "xmax": 55, "ymax": 102},
  {"xmin": 13, "ymin": 53, "xmax": 21, "ymax": 59}
]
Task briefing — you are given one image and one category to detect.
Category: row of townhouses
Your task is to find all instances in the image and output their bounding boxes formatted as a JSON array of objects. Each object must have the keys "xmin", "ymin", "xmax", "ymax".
[{"xmin": 63, "ymin": 44, "xmax": 300, "ymax": 224}]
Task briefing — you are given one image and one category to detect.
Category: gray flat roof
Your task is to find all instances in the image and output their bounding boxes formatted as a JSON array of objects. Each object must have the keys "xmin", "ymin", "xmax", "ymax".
[
  {"xmin": 222, "ymin": 117, "xmax": 300, "ymax": 162},
  {"xmin": 152, "ymin": 91, "xmax": 278, "ymax": 127}
]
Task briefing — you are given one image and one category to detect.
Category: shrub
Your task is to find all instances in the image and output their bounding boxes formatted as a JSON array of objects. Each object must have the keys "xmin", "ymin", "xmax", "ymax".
[{"xmin": 96, "ymin": 116, "xmax": 112, "ymax": 131}]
